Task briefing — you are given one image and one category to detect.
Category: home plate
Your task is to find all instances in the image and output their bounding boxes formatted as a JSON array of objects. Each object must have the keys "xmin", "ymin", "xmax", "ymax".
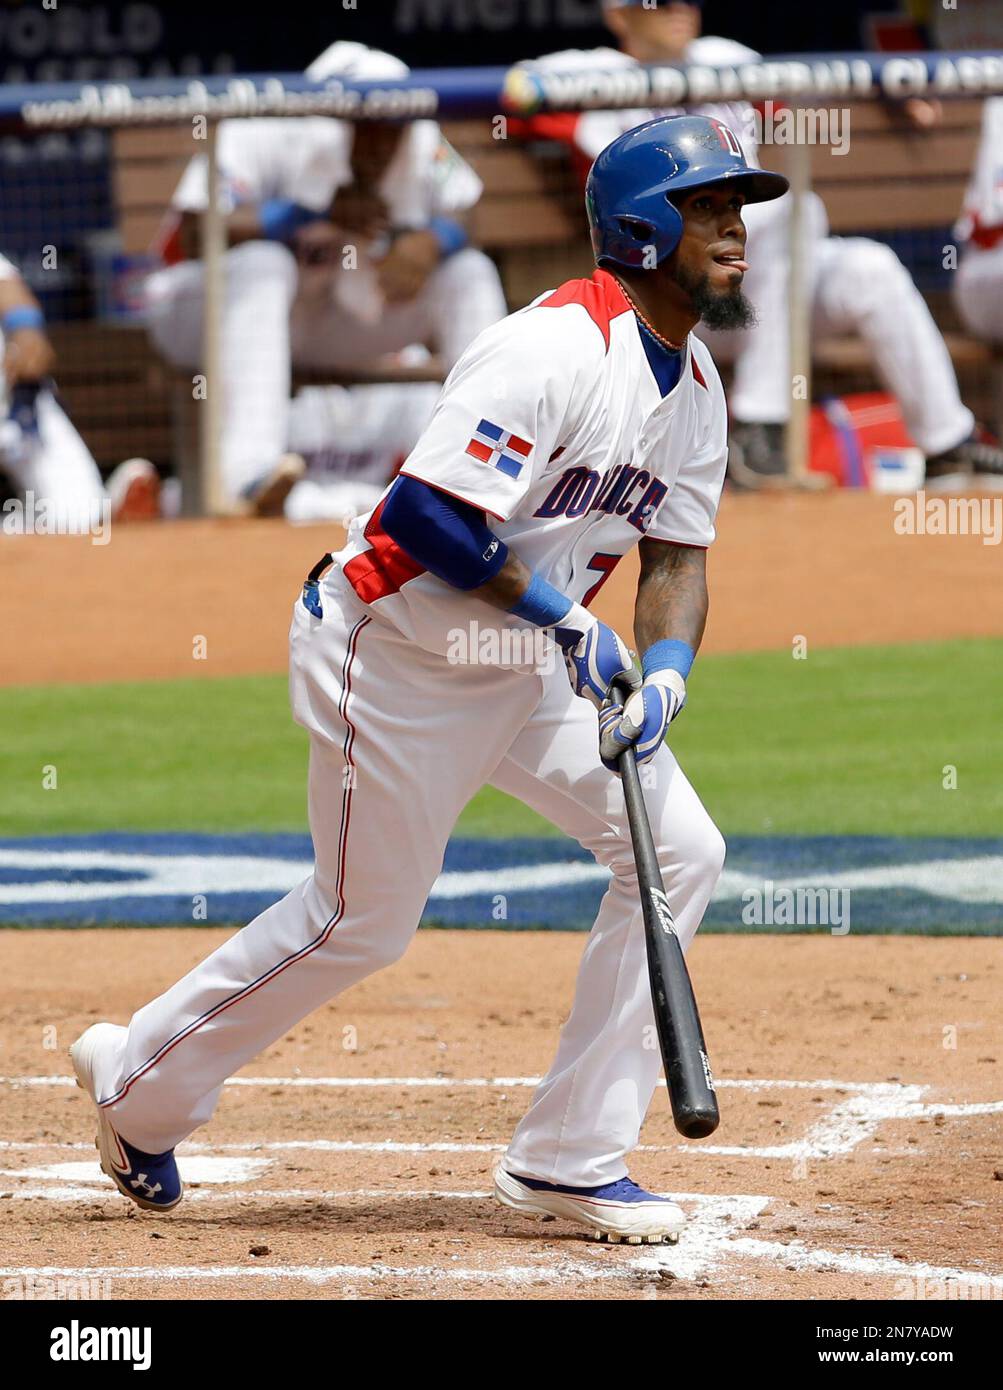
[{"xmin": 2, "ymin": 1156, "xmax": 270, "ymax": 1186}]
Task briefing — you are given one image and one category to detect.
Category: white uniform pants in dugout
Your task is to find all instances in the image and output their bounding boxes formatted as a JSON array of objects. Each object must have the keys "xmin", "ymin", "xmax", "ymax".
[{"xmin": 87, "ymin": 566, "xmax": 725, "ymax": 1186}]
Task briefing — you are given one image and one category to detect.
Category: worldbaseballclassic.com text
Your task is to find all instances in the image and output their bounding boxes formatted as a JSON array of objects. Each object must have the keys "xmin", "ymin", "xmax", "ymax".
[
  {"xmin": 49, "ymin": 1319, "xmax": 151, "ymax": 1371},
  {"xmin": 741, "ymin": 881, "xmax": 851, "ymax": 934}
]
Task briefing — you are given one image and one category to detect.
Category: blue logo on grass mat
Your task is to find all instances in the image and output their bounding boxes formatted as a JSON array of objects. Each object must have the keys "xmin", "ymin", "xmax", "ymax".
[{"xmin": 0, "ymin": 833, "xmax": 1000, "ymax": 933}]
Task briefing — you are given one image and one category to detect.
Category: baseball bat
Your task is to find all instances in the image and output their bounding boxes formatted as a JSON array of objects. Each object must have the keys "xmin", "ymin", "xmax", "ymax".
[{"xmin": 610, "ymin": 678, "xmax": 720, "ymax": 1139}]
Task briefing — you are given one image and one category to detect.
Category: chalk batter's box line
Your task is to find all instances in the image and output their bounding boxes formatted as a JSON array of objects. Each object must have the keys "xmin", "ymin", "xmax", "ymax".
[
  {"xmin": 0, "ymin": 1140, "xmax": 934, "ymax": 1157},
  {"xmin": 3, "ymin": 1184, "xmax": 1001, "ymax": 1293},
  {"xmin": 0, "ymin": 1074, "xmax": 955, "ymax": 1091},
  {"xmin": 2, "ymin": 1075, "xmax": 999, "ymax": 1163}
]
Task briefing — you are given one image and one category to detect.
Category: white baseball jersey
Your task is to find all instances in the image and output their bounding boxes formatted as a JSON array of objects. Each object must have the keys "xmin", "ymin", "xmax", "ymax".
[
  {"xmin": 334, "ymin": 268, "xmax": 728, "ymax": 664},
  {"xmin": 169, "ymin": 117, "xmax": 483, "ymax": 226},
  {"xmin": 955, "ymin": 97, "xmax": 1003, "ymax": 245},
  {"xmin": 519, "ymin": 37, "xmax": 763, "ymax": 166},
  {"xmin": 0, "ymin": 252, "xmax": 18, "ymax": 280}
]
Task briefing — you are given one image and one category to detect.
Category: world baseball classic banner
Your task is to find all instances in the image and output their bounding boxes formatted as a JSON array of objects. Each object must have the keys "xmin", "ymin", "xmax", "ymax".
[{"xmin": 3, "ymin": 51, "xmax": 1003, "ymax": 130}]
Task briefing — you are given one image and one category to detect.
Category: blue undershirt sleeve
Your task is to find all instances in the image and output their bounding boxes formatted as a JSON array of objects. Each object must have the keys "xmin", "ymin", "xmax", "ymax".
[
  {"xmin": 258, "ymin": 198, "xmax": 320, "ymax": 243},
  {"xmin": 380, "ymin": 475, "xmax": 510, "ymax": 591}
]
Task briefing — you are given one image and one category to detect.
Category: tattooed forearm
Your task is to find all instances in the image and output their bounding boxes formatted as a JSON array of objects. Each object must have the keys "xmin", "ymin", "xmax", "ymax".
[{"xmin": 633, "ymin": 538, "xmax": 709, "ymax": 654}]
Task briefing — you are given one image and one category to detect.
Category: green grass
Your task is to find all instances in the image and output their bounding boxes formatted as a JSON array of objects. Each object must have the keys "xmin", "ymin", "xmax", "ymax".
[
  {"xmin": 3, "ymin": 676, "xmax": 306, "ymax": 836},
  {"xmin": 2, "ymin": 637, "xmax": 1000, "ymax": 839},
  {"xmin": 673, "ymin": 637, "xmax": 1003, "ymax": 838}
]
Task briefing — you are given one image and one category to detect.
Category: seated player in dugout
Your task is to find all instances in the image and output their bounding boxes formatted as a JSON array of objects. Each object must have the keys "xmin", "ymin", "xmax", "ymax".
[
  {"xmin": 71, "ymin": 117, "xmax": 785, "ymax": 1246},
  {"xmin": 513, "ymin": 0, "xmax": 1003, "ymax": 486},
  {"xmin": 0, "ymin": 252, "xmax": 159, "ymax": 530},
  {"xmin": 144, "ymin": 40, "xmax": 506, "ymax": 518}
]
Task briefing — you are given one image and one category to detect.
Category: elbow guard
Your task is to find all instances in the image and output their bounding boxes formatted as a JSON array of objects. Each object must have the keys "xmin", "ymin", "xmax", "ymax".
[{"xmin": 380, "ymin": 475, "xmax": 509, "ymax": 591}]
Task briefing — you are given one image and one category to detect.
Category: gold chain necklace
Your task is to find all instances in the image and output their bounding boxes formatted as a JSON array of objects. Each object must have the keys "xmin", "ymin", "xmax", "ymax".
[{"xmin": 614, "ymin": 276, "xmax": 686, "ymax": 353}]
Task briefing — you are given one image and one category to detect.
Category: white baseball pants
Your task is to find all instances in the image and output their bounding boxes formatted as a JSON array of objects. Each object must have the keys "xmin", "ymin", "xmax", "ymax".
[
  {"xmin": 87, "ymin": 567, "xmax": 725, "ymax": 1187},
  {"xmin": 0, "ymin": 381, "xmax": 105, "ymax": 530},
  {"xmin": 954, "ymin": 243, "xmax": 1003, "ymax": 345},
  {"xmin": 283, "ymin": 377, "xmax": 441, "ymax": 524}
]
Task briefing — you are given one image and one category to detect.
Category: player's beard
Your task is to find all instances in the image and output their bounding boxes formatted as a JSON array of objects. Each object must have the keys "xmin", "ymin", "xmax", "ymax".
[{"xmin": 673, "ymin": 263, "xmax": 757, "ymax": 332}]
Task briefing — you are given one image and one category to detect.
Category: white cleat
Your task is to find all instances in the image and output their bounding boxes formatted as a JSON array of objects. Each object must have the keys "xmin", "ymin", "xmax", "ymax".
[
  {"xmin": 494, "ymin": 1166, "xmax": 685, "ymax": 1245},
  {"xmin": 69, "ymin": 1022, "xmax": 183, "ymax": 1213}
]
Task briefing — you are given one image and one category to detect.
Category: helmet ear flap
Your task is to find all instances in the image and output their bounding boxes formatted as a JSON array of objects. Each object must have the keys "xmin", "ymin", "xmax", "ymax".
[
  {"xmin": 614, "ymin": 215, "xmax": 656, "ymax": 245},
  {"xmin": 597, "ymin": 211, "xmax": 672, "ymax": 270}
]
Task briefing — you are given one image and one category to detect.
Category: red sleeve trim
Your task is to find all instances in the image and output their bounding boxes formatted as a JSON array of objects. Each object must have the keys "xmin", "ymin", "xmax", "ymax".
[
  {"xmin": 342, "ymin": 499, "xmax": 426, "ymax": 605},
  {"xmin": 642, "ymin": 536, "xmax": 710, "ymax": 550}
]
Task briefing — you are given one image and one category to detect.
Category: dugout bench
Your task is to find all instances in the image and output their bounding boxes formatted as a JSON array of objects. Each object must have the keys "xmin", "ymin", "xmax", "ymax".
[
  {"xmin": 752, "ymin": 98, "xmax": 1001, "ymax": 428},
  {"xmin": 57, "ymin": 102, "xmax": 1000, "ymax": 496}
]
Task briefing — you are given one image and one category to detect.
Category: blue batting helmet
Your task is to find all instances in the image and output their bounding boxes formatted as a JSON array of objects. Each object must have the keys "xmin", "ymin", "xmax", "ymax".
[{"xmin": 586, "ymin": 115, "xmax": 789, "ymax": 271}]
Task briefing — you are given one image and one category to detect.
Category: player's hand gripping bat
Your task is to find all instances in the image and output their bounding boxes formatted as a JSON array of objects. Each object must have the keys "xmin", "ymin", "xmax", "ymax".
[{"xmin": 609, "ymin": 676, "xmax": 720, "ymax": 1139}]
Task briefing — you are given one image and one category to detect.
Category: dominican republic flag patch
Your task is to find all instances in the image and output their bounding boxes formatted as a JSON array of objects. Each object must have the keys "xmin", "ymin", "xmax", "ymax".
[{"xmin": 465, "ymin": 420, "xmax": 532, "ymax": 479}]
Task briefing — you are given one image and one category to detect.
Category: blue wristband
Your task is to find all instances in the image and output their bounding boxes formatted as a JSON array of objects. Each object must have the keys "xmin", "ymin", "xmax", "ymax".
[
  {"xmin": 509, "ymin": 572, "xmax": 573, "ymax": 628},
  {"xmin": 2, "ymin": 305, "xmax": 44, "ymax": 333},
  {"xmin": 427, "ymin": 216, "xmax": 468, "ymax": 259},
  {"xmin": 642, "ymin": 639, "xmax": 695, "ymax": 681},
  {"xmin": 259, "ymin": 198, "xmax": 319, "ymax": 243}
]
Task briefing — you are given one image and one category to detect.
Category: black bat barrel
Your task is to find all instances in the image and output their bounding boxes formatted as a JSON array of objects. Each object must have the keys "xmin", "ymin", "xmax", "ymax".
[{"xmin": 611, "ymin": 679, "xmax": 720, "ymax": 1139}]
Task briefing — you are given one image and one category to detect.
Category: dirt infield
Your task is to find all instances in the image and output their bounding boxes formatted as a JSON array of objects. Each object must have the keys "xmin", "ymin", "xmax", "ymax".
[
  {"xmin": 1, "ymin": 930, "xmax": 1000, "ymax": 1301},
  {"xmin": 3, "ymin": 490, "xmax": 1003, "ymax": 688},
  {"xmin": 2, "ymin": 491, "xmax": 1001, "ymax": 1302}
]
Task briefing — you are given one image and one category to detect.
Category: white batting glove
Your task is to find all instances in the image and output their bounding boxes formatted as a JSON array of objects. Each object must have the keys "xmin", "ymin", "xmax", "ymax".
[
  {"xmin": 598, "ymin": 669, "xmax": 687, "ymax": 770},
  {"xmin": 552, "ymin": 602, "xmax": 638, "ymax": 708}
]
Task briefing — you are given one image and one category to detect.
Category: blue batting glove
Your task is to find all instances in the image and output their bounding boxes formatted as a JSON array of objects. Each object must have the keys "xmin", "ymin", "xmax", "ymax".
[
  {"xmin": 598, "ymin": 669, "xmax": 687, "ymax": 771},
  {"xmin": 552, "ymin": 603, "xmax": 637, "ymax": 708}
]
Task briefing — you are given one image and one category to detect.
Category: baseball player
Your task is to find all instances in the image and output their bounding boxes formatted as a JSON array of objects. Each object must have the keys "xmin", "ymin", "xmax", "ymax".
[
  {"xmin": 282, "ymin": 366, "xmax": 442, "ymax": 524},
  {"xmin": 144, "ymin": 41, "xmax": 506, "ymax": 514},
  {"xmin": 0, "ymin": 252, "xmax": 159, "ymax": 529},
  {"xmin": 953, "ymin": 97, "xmax": 1003, "ymax": 347},
  {"xmin": 518, "ymin": 0, "xmax": 1003, "ymax": 482},
  {"xmin": 71, "ymin": 116, "xmax": 787, "ymax": 1245}
]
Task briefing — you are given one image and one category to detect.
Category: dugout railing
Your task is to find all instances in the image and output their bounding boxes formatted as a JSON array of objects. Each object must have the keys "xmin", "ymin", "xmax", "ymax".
[{"xmin": 0, "ymin": 54, "xmax": 1000, "ymax": 513}]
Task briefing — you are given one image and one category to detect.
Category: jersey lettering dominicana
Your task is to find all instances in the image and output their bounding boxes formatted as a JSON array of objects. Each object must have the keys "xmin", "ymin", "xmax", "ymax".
[{"xmin": 334, "ymin": 269, "xmax": 729, "ymax": 666}]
